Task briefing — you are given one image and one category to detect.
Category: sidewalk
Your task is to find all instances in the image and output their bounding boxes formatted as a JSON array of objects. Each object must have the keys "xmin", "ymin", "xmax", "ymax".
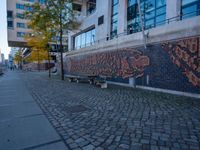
[{"xmin": 0, "ymin": 71, "xmax": 68, "ymax": 150}]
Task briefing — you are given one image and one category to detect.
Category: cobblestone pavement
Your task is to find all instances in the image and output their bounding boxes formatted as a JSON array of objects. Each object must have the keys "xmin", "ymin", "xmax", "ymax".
[{"xmin": 22, "ymin": 72, "xmax": 200, "ymax": 150}]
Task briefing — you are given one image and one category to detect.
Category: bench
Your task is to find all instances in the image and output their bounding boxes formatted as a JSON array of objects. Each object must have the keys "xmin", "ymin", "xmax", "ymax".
[
  {"xmin": 65, "ymin": 74, "xmax": 96, "ymax": 83},
  {"xmin": 65, "ymin": 74, "xmax": 107, "ymax": 88}
]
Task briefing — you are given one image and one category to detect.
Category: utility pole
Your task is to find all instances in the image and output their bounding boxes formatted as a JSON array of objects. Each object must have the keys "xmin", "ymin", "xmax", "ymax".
[{"xmin": 59, "ymin": 0, "xmax": 64, "ymax": 81}]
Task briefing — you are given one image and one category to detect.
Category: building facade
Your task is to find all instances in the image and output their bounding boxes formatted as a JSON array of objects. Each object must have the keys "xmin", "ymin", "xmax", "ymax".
[{"xmin": 65, "ymin": 0, "xmax": 200, "ymax": 95}]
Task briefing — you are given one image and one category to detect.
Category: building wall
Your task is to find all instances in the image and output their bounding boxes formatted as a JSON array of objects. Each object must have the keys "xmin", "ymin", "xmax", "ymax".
[
  {"xmin": 64, "ymin": 0, "xmax": 200, "ymax": 95},
  {"xmin": 69, "ymin": 0, "xmax": 112, "ymax": 50},
  {"xmin": 7, "ymin": 0, "xmax": 34, "ymax": 47}
]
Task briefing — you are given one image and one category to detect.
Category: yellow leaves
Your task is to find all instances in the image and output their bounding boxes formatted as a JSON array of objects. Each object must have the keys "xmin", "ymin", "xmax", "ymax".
[
  {"xmin": 25, "ymin": 34, "xmax": 50, "ymax": 62},
  {"xmin": 25, "ymin": 49, "xmax": 49, "ymax": 62},
  {"xmin": 14, "ymin": 51, "xmax": 23, "ymax": 64}
]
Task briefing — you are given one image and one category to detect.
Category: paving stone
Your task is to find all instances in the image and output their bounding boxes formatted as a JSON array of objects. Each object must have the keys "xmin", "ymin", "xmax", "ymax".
[
  {"xmin": 22, "ymin": 72, "xmax": 200, "ymax": 149},
  {"xmin": 82, "ymin": 144, "xmax": 95, "ymax": 150},
  {"xmin": 119, "ymin": 144, "xmax": 129, "ymax": 149}
]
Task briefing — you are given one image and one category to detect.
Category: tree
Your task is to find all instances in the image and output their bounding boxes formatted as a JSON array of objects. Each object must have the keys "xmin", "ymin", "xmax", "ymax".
[
  {"xmin": 25, "ymin": 34, "xmax": 50, "ymax": 71},
  {"xmin": 25, "ymin": 0, "xmax": 80, "ymax": 80},
  {"xmin": 24, "ymin": 2, "xmax": 54, "ymax": 76},
  {"xmin": 14, "ymin": 51, "xmax": 23, "ymax": 69}
]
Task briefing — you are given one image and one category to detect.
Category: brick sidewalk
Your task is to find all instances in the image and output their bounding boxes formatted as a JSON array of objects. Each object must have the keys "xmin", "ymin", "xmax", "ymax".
[{"xmin": 22, "ymin": 72, "xmax": 200, "ymax": 150}]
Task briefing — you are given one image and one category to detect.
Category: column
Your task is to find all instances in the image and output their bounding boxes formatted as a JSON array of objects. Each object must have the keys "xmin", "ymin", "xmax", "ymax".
[
  {"xmin": 118, "ymin": 0, "xmax": 127, "ymax": 35},
  {"xmin": 166, "ymin": 0, "xmax": 181, "ymax": 21}
]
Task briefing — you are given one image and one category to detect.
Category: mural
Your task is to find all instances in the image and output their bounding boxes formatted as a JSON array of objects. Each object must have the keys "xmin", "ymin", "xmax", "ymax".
[
  {"xmin": 65, "ymin": 48, "xmax": 150, "ymax": 78},
  {"xmin": 162, "ymin": 37, "xmax": 200, "ymax": 87},
  {"xmin": 64, "ymin": 36, "xmax": 200, "ymax": 94}
]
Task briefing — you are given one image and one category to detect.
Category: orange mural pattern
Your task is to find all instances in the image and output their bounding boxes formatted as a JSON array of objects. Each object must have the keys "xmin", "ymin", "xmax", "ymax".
[
  {"xmin": 162, "ymin": 37, "xmax": 200, "ymax": 87},
  {"xmin": 65, "ymin": 48, "xmax": 150, "ymax": 79}
]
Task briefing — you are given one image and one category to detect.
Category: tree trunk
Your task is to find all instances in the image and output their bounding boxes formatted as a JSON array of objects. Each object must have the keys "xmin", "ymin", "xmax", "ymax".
[{"xmin": 47, "ymin": 46, "xmax": 51, "ymax": 78}]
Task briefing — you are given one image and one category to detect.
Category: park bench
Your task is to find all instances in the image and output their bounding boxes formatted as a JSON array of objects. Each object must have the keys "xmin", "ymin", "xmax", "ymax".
[
  {"xmin": 65, "ymin": 74, "xmax": 96, "ymax": 83},
  {"xmin": 65, "ymin": 74, "xmax": 107, "ymax": 88}
]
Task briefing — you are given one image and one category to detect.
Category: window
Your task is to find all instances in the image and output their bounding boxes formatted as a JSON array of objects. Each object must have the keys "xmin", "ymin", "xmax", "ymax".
[
  {"xmin": 73, "ymin": 3, "xmax": 82, "ymax": 12},
  {"xmin": 74, "ymin": 28, "xmax": 96, "ymax": 50},
  {"xmin": 16, "ymin": 13, "xmax": 25, "ymax": 19},
  {"xmin": 7, "ymin": 11, "xmax": 13, "ymax": 19},
  {"xmin": 26, "ymin": 6, "xmax": 33, "ymax": 11},
  {"xmin": 98, "ymin": 15, "xmax": 104, "ymax": 25},
  {"xmin": 87, "ymin": 0, "xmax": 96, "ymax": 15},
  {"xmin": 39, "ymin": 0, "xmax": 45, "ymax": 5},
  {"xmin": 181, "ymin": 0, "xmax": 200, "ymax": 19},
  {"xmin": 17, "ymin": 32, "xmax": 25, "ymax": 37},
  {"xmin": 111, "ymin": 0, "xmax": 119, "ymax": 39},
  {"xmin": 127, "ymin": 0, "xmax": 166, "ymax": 34},
  {"xmin": 16, "ymin": 3, "xmax": 24, "ymax": 10},
  {"xmin": 17, "ymin": 22, "xmax": 26, "ymax": 28},
  {"xmin": 7, "ymin": 21, "xmax": 13, "ymax": 28}
]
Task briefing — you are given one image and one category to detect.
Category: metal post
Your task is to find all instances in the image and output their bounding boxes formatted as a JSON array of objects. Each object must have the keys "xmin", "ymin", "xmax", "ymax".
[{"xmin": 137, "ymin": 0, "xmax": 147, "ymax": 49}]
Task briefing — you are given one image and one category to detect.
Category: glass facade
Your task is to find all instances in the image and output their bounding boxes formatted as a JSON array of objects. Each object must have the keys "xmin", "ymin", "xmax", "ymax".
[
  {"xmin": 181, "ymin": 0, "xmax": 200, "ymax": 19},
  {"xmin": 110, "ymin": 0, "xmax": 119, "ymax": 39},
  {"xmin": 127, "ymin": 0, "xmax": 166, "ymax": 34},
  {"xmin": 74, "ymin": 28, "xmax": 96, "ymax": 50}
]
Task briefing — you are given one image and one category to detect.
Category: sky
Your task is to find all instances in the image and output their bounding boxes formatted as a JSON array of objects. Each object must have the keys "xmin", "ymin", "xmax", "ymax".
[{"xmin": 0, "ymin": 0, "xmax": 10, "ymax": 59}]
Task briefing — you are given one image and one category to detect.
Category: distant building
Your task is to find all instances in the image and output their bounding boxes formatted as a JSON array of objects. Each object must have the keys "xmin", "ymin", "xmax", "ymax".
[
  {"xmin": 1, "ymin": 54, "xmax": 5, "ymax": 64},
  {"xmin": 6, "ymin": 0, "xmax": 67, "ymax": 51},
  {"xmin": 10, "ymin": 47, "xmax": 20, "ymax": 58},
  {"xmin": 0, "ymin": 49, "xmax": 2, "ymax": 63}
]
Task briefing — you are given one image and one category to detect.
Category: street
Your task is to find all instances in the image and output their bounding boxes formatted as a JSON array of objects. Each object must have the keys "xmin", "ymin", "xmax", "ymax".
[{"xmin": 1, "ymin": 71, "xmax": 199, "ymax": 150}]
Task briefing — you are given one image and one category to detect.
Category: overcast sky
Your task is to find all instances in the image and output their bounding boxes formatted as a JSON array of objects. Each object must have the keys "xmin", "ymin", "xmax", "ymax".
[{"xmin": 0, "ymin": 0, "xmax": 10, "ymax": 59}]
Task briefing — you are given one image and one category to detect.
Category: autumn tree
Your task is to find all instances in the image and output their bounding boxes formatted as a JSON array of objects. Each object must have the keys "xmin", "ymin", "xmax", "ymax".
[
  {"xmin": 24, "ymin": 34, "xmax": 50, "ymax": 71},
  {"xmin": 14, "ymin": 50, "xmax": 23, "ymax": 69},
  {"xmin": 25, "ymin": 0, "xmax": 79, "ymax": 80}
]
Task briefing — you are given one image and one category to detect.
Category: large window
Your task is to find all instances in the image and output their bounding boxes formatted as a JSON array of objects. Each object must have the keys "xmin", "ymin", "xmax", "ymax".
[
  {"xmin": 87, "ymin": 0, "xmax": 96, "ymax": 15},
  {"xmin": 181, "ymin": 0, "xmax": 200, "ymax": 19},
  {"xmin": 127, "ymin": 0, "xmax": 166, "ymax": 34},
  {"xmin": 74, "ymin": 28, "xmax": 96, "ymax": 50},
  {"xmin": 110, "ymin": 0, "xmax": 119, "ymax": 39}
]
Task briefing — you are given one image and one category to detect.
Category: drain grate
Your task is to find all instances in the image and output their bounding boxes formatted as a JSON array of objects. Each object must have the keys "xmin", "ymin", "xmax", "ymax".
[{"xmin": 65, "ymin": 105, "xmax": 90, "ymax": 113}]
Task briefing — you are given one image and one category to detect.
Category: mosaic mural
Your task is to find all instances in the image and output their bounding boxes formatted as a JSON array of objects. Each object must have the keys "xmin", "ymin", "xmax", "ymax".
[
  {"xmin": 162, "ymin": 37, "xmax": 200, "ymax": 87},
  {"xmin": 65, "ymin": 48, "xmax": 150, "ymax": 78},
  {"xmin": 64, "ymin": 36, "xmax": 200, "ymax": 94}
]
